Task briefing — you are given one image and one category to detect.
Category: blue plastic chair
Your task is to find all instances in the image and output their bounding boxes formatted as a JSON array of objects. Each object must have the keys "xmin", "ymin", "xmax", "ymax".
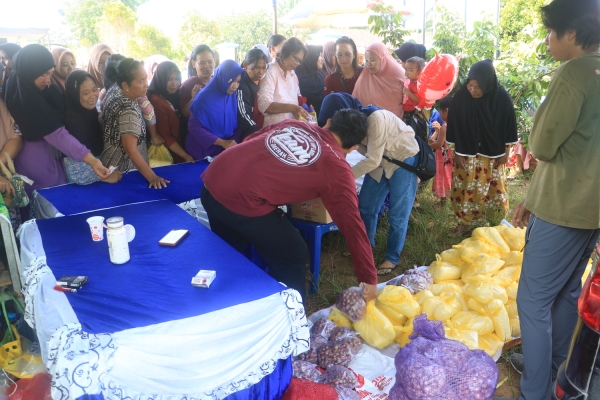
[{"xmin": 290, "ymin": 218, "xmax": 339, "ymax": 293}]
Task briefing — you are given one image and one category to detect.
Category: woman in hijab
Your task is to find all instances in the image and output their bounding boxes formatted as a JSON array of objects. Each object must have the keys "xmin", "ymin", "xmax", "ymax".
[
  {"xmin": 85, "ymin": 43, "xmax": 113, "ymax": 90},
  {"xmin": 148, "ymin": 61, "xmax": 194, "ymax": 163},
  {"xmin": 0, "ymin": 43, "xmax": 21, "ymax": 100},
  {"xmin": 322, "ymin": 41, "xmax": 336, "ymax": 75},
  {"xmin": 186, "ymin": 60, "xmax": 244, "ymax": 160},
  {"xmin": 50, "ymin": 47, "xmax": 76, "ymax": 92},
  {"xmin": 295, "ymin": 45, "xmax": 326, "ymax": 115},
  {"xmin": 319, "ymin": 92, "xmax": 419, "ymax": 275},
  {"xmin": 446, "ymin": 60, "xmax": 518, "ymax": 228},
  {"xmin": 394, "ymin": 42, "xmax": 427, "ymax": 68},
  {"xmin": 5, "ymin": 44, "xmax": 109, "ymax": 195},
  {"xmin": 353, "ymin": 42, "xmax": 406, "ymax": 119},
  {"xmin": 63, "ymin": 70, "xmax": 122, "ymax": 184}
]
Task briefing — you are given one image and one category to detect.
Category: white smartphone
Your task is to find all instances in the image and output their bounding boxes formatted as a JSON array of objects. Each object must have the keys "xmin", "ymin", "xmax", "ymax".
[{"xmin": 159, "ymin": 229, "xmax": 189, "ymax": 246}]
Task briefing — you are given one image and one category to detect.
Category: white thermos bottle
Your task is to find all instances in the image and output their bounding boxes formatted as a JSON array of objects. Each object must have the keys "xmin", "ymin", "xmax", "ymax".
[{"xmin": 105, "ymin": 217, "xmax": 136, "ymax": 264}]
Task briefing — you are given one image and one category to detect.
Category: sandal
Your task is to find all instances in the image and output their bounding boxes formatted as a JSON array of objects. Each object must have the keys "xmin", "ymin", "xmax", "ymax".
[
  {"xmin": 342, "ymin": 250, "xmax": 351, "ymax": 257},
  {"xmin": 377, "ymin": 261, "xmax": 397, "ymax": 276}
]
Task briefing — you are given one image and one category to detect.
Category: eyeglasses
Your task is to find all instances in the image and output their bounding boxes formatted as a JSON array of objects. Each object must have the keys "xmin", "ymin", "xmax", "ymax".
[{"xmin": 291, "ymin": 54, "xmax": 303, "ymax": 65}]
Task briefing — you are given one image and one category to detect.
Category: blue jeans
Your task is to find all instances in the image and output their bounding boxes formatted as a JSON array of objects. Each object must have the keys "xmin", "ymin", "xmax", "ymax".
[{"xmin": 358, "ymin": 155, "xmax": 418, "ymax": 265}]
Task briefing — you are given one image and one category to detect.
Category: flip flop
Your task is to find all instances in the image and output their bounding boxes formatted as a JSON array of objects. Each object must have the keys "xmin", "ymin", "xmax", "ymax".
[
  {"xmin": 377, "ymin": 264, "xmax": 397, "ymax": 276},
  {"xmin": 342, "ymin": 250, "xmax": 351, "ymax": 257}
]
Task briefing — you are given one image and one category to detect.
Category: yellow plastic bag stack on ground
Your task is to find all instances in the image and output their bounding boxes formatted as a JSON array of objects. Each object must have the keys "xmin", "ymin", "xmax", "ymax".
[
  {"xmin": 376, "ymin": 286, "xmax": 420, "ymax": 318},
  {"xmin": 354, "ymin": 301, "xmax": 396, "ymax": 348},
  {"xmin": 444, "ymin": 320, "xmax": 479, "ymax": 350},
  {"xmin": 464, "ymin": 276, "xmax": 509, "ymax": 304},
  {"xmin": 429, "ymin": 280, "xmax": 464, "ymax": 296},
  {"xmin": 455, "ymin": 239, "xmax": 501, "ymax": 263},
  {"xmin": 472, "ymin": 227, "xmax": 511, "ymax": 254},
  {"xmin": 495, "ymin": 225, "xmax": 526, "ymax": 251},
  {"xmin": 377, "ymin": 303, "xmax": 408, "ymax": 327},
  {"xmin": 394, "ymin": 317, "xmax": 414, "ymax": 347},
  {"xmin": 414, "ymin": 289, "xmax": 434, "ymax": 305},
  {"xmin": 422, "ymin": 292, "xmax": 464, "ymax": 321},
  {"xmin": 450, "ymin": 311, "xmax": 494, "ymax": 335},
  {"xmin": 428, "ymin": 255, "xmax": 463, "ymax": 283},
  {"xmin": 501, "ymin": 251, "xmax": 524, "ymax": 267},
  {"xmin": 486, "ymin": 299, "xmax": 511, "ymax": 341},
  {"xmin": 479, "ymin": 333, "xmax": 505, "ymax": 357},
  {"xmin": 439, "ymin": 248, "xmax": 467, "ymax": 267},
  {"xmin": 510, "ymin": 316, "xmax": 521, "ymax": 336}
]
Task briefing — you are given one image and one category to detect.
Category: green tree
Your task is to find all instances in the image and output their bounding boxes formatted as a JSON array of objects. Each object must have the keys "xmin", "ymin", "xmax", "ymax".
[
  {"xmin": 431, "ymin": 6, "xmax": 466, "ymax": 57},
  {"xmin": 62, "ymin": 0, "xmax": 147, "ymax": 46},
  {"xmin": 128, "ymin": 24, "xmax": 180, "ymax": 61},
  {"xmin": 96, "ymin": 2, "xmax": 137, "ymax": 54},
  {"xmin": 500, "ymin": 0, "xmax": 546, "ymax": 42},
  {"xmin": 178, "ymin": 12, "xmax": 222, "ymax": 55},
  {"xmin": 367, "ymin": 1, "xmax": 409, "ymax": 49},
  {"xmin": 219, "ymin": 11, "xmax": 273, "ymax": 61}
]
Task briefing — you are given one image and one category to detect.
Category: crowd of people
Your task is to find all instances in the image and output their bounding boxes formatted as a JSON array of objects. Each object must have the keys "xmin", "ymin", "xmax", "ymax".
[{"xmin": 0, "ymin": 0, "xmax": 599, "ymax": 398}]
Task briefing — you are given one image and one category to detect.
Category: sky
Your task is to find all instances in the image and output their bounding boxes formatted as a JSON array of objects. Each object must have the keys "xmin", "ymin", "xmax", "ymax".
[{"xmin": 5, "ymin": 0, "xmax": 499, "ymax": 37}]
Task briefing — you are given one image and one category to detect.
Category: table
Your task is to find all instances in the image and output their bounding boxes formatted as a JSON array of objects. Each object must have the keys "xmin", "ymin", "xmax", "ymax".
[
  {"xmin": 19, "ymin": 200, "xmax": 309, "ymax": 400},
  {"xmin": 33, "ymin": 161, "xmax": 210, "ymax": 220}
]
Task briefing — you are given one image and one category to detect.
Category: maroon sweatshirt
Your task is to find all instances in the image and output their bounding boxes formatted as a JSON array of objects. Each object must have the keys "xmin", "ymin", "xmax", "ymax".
[{"xmin": 202, "ymin": 119, "xmax": 377, "ymax": 285}]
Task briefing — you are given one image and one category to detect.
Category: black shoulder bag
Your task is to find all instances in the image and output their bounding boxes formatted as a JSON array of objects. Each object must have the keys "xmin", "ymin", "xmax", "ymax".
[{"xmin": 382, "ymin": 133, "xmax": 437, "ymax": 182}]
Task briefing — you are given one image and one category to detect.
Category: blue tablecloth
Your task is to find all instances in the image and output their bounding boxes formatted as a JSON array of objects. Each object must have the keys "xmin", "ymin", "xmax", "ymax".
[
  {"xmin": 36, "ymin": 161, "xmax": 209, "ymax": 216},
  {"xmin": 36, "ymin": 199, "xmax": 286, "ymax": 334}
]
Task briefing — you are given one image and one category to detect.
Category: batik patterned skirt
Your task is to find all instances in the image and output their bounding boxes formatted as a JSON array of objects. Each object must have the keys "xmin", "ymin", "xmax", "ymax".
[{"xmin": 451, "ymin": 155, "xmax": 508, "ymax": 225}]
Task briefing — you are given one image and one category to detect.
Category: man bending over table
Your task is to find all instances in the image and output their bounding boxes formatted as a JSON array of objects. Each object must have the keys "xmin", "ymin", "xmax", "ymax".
[{"xmin": 201, "ymin": 110, "xmax": 378, "ymax": 302}]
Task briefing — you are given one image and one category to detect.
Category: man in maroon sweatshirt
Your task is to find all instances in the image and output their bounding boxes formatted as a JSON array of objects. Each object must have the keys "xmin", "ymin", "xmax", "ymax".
[{"xmin": 201, "ymin": 109, "xmax": 378, "ymax": 301}]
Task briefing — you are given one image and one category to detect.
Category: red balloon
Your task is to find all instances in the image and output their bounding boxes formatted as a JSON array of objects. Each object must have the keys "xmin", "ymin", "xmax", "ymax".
[{"xmin": 416, "ymin": 54, "xmax": 459, "ymax": 109}]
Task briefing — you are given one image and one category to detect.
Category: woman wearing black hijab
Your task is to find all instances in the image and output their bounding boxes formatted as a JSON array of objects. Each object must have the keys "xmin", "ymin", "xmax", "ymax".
[
  {"xmin": 63, "ymin": 70, "xmax": 122, "ymax": 184},
  {"xmin": 446, "ymin": 60, "xmax": 518, "ymax": 228},
  {"xmin": 394, "ymin": 42, "xmax": 426, "ymax": 68},
  {"xmin": 4, "ymin": 44, "xmax": 109, "ymax": 195},
  {"xmin": 148, "ymin": 61, "xmax": 194, "ymax": 164},
  {"xmin": 295, "ymin": 45, "xmax": 326, "ymax": 115}
]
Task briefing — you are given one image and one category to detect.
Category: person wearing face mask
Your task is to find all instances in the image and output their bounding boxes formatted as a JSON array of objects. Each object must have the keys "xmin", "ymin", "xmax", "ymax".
[
  {"xmin": 352, "ymin": 42, "xmax": 406, "ymax": 119},
  {"xmin": 148, "ymin": 61, "xmax": 194, "ymax": 163},
  {"xmin": 100, "ymin": 58, "xmax": 169, "ymax": 189},
  {"xmin": 4, "ymin": 44, "xmax": 110, "ymax": 196},
  {"xmin": 63, "ymin": 70, "xmax": 122, "ymax": 184},
  {"xmin": 238, "ymin": 48, "xmax": 269, "ymax": 140},
  {"xmin": 295, "ymin": 44, "xmax": 326, "ymax": 116},
  {"xmin": 50, "ymin": 47, "xmax": 77, "ymax": 92},
  {"xmin": 257, "ymin": 37, "xmax": 309, "ymax": 127},
  {"xmin": 186, "ymin": 60, "xmax": 244, "ymax": 160},
  {"xmin": 446, "ymin": 60, "xmax": 518, "ymax": 229},
  {"xmin": 324, "ymin": 36, "xmax": 363, "ymax": 95}
]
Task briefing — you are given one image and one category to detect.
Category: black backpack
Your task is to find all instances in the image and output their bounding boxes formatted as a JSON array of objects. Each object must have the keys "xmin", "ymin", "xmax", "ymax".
[{"xmin": 382, "ymin": 114, "xmax": 437, "ymax": 181}]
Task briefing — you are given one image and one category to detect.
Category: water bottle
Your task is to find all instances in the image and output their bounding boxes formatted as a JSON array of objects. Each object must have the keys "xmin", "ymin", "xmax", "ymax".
[{"xmin": 105, "ymin": 217, "xmax": 136, "ymax": 264}]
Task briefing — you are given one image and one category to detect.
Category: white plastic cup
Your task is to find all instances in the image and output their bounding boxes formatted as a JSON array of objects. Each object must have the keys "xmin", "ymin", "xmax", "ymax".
[{"xmin": 86, "ymin": 216, "xmax": 105, "ymax": 241}]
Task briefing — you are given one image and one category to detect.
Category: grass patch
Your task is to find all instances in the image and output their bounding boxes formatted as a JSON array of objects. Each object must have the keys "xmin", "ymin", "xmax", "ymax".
[{"xmin": 306, "ymin": 169, "xmax": 533, "ymax": 315}]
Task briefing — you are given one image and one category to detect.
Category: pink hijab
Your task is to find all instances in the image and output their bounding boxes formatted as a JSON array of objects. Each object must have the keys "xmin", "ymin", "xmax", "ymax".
[
  {"xmin": 352, "ymin": 42, "xmax": 406, "ymax": 119},
  {"xmin": 50, "ymin": 47, "xmax": 76, "ymax": 92},
  {"xmin": 85, "ymin": 43, "xmax": 113, "ymax": 89},
  {"xmin": 322, "ymin": 41, "xmax": 336, "ymax": 75}
]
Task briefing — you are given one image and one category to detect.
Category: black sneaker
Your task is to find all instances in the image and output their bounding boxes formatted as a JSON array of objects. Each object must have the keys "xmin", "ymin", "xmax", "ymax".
[{"xmin": 510, "ymin": 353, "xmax": 524, "ymax": 374}]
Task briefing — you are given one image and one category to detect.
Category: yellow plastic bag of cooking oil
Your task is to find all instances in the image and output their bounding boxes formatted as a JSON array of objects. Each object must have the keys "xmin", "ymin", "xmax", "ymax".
[
  {"xmin": 493, "ymin": 266, "xmax": 521, "ymax": 286},
  {"xmin": 479, "ymin": 333, "xmax": 505, "ymax": 357},
  {"xmin": 451, "ymin": 311, "xmax": 495, "ymax": 335},
  {"xmin": 414, "ymin": 289, "xmax": 434, "ymax": 306},
  {"xmin": 428, "ymin": 255, "xmax": 463, "ymax": 283},
  {"xmin": 328, "ymin": 307, "xmax": 353, "ymax": 328},
  {"xmin": 458, "ymin": 237, "xmax": 473, "ymax": 247},
  {"xmin": 429, "ymin": 280, "xmax": 464, "ymax": 296},
  {"xmin": 467, "ymin": 297, "xmax": 486, "ymax": 314},
  {"xmin": 422, "ymin": 293, "xmax": 463, "ymax": 321},
  {"xmin": 506, "ymin": 282, "xmax": 518, "ymax": 300},
  {"xmin": 501, "ymin": 251, "xmax": 524, "ymax": 267},
  {"xmin": 472, "ymin": 227, "xmax": 511, "ymax": 254},
  {"xmin": 464, "ymin": 276, "xmax": 509, "ymax": 304},
  {"xmin": 394, "ymin": 317, "xmax": 414, "ymax": 347},
  {"xmin": 510, "ymin": 316, "xmax": 521, "ymax": 336},
  {"xmin": 495, "ymin": 225, "xmax": 526, "ymax": 251},
  {"xmin": 471, "ymin": 254, "xmax": 505, "ymax": 276},
  {"xmin": 444, "ymin": 320, "xmax": 479, "ymax": 350},
  {"xmin": 506, "ymin": 300, "xmax": 519, "ymax": 318},
  {"xmin": 440, "ymin": 248, "xmax": 467, "ymax": 267},
  {"xmin": 354, "ymin": 301, "xmax": 396, "ymax": 348},
  {"xmin": 376, "ymin": 285, "xmax": 421, "ymax": 318},
  {"xmin": 487, "ymin": 299, "xmax": 511, "ymax": 341},
  {"xmin": 376, "ymin": 302, "xmax": 408, "ymax": 327},
  {"xmin": 454, "ymin": 240, "xmax": 501, "ymax": 264}
]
